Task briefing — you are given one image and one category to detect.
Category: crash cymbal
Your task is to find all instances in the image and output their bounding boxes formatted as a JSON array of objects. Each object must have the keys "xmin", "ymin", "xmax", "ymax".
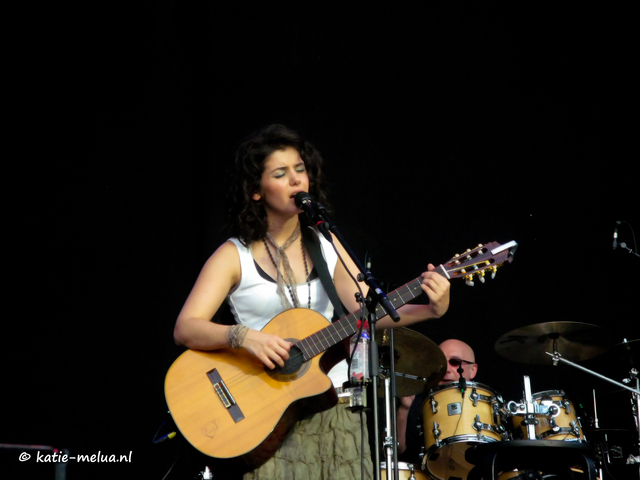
[
  {"xmin": 494, "ymin": 321, "xmax": 614, "ymax": 365},
  {"xmin": 375, "ymin": 327, "xmax": 446, "ymax": 397}
]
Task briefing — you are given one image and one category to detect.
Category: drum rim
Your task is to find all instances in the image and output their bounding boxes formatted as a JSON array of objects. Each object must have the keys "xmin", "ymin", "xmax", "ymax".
[
  {"xmin": 424, "ymin": 434, "xmax": 500, "ymax": 457},
  {"xmin": 531, "ymin": 389, "xmax": 566, "ymax": 399},
  {"xmin": 427, "ymin": 381, "xmax": 502, "ymax": 395},
  {"xmin": 380, "ymin": 461, "xmax": 422, "ymax": 469},
  {"xmin": 421, "ymin": 382, "xmax": 505, "ymax": 407},
  {"xmin": 420, "ymin": 383, "xmax": 506, "ymax": 412}
]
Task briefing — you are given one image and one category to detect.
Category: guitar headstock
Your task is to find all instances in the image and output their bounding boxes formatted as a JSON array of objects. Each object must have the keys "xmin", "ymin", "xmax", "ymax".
[{"xmin": 441, "ymin": 240, "xmax": 517, "ymax": 286}]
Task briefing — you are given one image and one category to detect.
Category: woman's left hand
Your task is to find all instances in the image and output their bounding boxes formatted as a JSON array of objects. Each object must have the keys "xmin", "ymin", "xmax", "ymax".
[{"xmin": 419, "ymin": 264, "xmax": 450, "ymax": 318}]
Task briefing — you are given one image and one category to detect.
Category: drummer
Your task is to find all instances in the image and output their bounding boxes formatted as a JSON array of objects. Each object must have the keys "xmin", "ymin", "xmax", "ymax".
[{"xmin": 397, "ymin": 339, "xmax": 478, "ymax": 462}]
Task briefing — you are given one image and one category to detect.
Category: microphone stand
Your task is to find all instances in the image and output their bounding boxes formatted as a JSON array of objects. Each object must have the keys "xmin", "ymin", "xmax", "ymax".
[
  {"xmin": 315, "ymin": 204, "xmax": 401, "ymax": 324},
  {"xmin": 381, "ymin": 327, "xmax": 400, "ymax": 480},
  {"xmin": 618, "ymin": 242, "xmax": 640, "ymax": 258},
  {"xmin": 314, "ymin": 204, "xmax": 402, "ymax": 480}
]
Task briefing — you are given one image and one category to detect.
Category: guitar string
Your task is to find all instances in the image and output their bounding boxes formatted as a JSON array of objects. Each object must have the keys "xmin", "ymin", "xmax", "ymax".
[
  {"xmin": 218, "ymin": 316, "xmax": 359, "ymax": 392},
  {"xmin": 218, "ymin": 278, "xmax": 423, "ymax": 390}
]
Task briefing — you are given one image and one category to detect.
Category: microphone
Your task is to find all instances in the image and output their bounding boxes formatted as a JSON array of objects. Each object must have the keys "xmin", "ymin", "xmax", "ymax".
[
  {"xmin": 457, "ymin": 366, "xmax": 466, "ymax": 397},
  {"xmin": 612, "ymin": 221, "xmax": 622, "ymax": 250},
  {"xmin": 294, "ymin": 192, "xmax": 331, "ymax": 241}
]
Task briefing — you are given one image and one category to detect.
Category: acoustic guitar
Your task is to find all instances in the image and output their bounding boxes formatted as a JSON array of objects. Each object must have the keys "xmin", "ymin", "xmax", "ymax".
[{"xmin": 164, "ymin": 240, "xmax": 517, "ymax": 468}]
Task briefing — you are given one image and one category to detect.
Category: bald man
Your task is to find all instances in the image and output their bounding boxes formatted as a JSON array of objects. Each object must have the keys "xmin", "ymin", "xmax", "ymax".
[
  {"xmin": 396, "ymin": 339, "xmax": 478, "ymax": 460},
  {"xmin": 439, "ymin": 339, "xmax": 478, "ymax": 384}
]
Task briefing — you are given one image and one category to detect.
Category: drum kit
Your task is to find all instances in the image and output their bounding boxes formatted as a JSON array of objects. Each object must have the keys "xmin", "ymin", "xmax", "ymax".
[{"xmin": 375, "ymin": 322, "xmax": 640, "ymax": 480}]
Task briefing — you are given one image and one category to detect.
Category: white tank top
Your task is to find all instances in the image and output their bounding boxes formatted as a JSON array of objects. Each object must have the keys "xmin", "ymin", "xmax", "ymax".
[{"xmin": 226, "ymin": 232, "xmax": 348, "ymax": 386}]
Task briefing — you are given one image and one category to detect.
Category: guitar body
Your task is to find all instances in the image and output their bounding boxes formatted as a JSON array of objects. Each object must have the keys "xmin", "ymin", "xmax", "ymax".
[{"xmin": 164, "ymin": 309, "xmax": 343, "ymax": 469}]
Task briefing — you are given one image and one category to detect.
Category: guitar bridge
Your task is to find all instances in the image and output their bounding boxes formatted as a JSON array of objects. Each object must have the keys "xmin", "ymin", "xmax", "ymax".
[{"xmin": 207, "ymin": 368, "xmax": 244, "ymax": 423}]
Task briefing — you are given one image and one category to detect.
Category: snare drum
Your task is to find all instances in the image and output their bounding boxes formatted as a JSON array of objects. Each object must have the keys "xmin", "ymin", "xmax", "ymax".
[
  {"xmin": 422, "ymin": 382, "xmax": 506, "ymax": 480},
  {"xmin": 510, "ymin": 390, "xmax": 585, "ymax": 442},
  {"xmin": 380, "ymin": 462, "xmax": 427, "ymax": 479}
]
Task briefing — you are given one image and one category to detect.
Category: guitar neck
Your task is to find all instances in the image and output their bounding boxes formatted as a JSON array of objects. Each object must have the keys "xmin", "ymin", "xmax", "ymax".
[
  {"xmin": 295, "ymin": 267, "xmax": 444, "ymax": 361},
  {"xmin": 294, "ymin": 238, "xmax": 517, "ymax": 362}
]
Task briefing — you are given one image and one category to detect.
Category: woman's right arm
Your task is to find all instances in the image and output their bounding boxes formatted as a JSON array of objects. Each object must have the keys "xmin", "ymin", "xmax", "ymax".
[
  {"xmin": 174, "ymin": 241, "xmax": 241, "ymax": 350},
  {"xmin": 173, "ymin": 241, "xmax": 291, "ymax": 368}
]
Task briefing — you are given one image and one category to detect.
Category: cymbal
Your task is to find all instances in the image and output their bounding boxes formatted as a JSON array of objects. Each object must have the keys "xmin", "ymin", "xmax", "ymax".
[
  {"xmin": 610, "ymin": 339, "xmax": 639, "ymax": 364},
  {"xmin": 375, "ymin": 327, "xmax": 446, "ymax": 397},
  {"xmin": 494, "ymin": 321, "xmax": 614, "ymax": 365}
]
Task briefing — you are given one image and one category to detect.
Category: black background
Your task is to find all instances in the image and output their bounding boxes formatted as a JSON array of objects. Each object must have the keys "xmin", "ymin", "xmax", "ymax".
[{"xmin": 5, "ymin": 4, "xmax": 638, "ymax": 480}]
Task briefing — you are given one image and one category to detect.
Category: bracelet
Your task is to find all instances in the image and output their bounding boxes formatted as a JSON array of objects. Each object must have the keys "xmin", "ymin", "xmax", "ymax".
[{"xmin": 228, "ymin": 324, "xmax": 249, "ymax": 349}]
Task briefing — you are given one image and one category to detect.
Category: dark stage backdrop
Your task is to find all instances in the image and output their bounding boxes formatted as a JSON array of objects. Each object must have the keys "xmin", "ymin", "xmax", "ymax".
[{"xmin": 5, "ymin": 4, "xmax": 638, "ymax": 480}]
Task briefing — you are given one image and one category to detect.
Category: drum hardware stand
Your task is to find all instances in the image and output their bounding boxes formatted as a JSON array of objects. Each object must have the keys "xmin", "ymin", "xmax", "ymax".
[
  {"xmin": 544, "ymin": 351, "xmax": 640, "ymax": 396},
  {"xmin": 592, "ymin": 389, "xmax": 606, "ymax": 480},
  {"xmin": 622, "ymin": 367, "xmax": 640, "ymax": 467},
  {"xmin": 523, "ymin": 375, "xmax": 538, "ymax": 440},
  {"xmin": 546, "ymin": 350, "xmax": 640, "ymax": 468}
]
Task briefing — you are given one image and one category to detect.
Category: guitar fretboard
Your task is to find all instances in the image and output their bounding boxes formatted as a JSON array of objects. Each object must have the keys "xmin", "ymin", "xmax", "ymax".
[{"xmin": 295, "ymin": 266, "xmax": 447, "ymax": 361}]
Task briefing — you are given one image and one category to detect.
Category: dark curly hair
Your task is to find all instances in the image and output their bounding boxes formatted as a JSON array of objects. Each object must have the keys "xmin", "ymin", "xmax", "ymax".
[{"xmin": 225, "ymin": 124, "xmax": 330, "ymax": 245}]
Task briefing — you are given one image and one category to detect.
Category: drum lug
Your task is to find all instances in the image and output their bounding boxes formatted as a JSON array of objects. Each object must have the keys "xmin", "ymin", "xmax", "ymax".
[
  {"xmin": 432, "ymin": 421, "xmax": 441, "ymax": 446},
  {"xmin": 470, "ymin": 388, "xmax": 479, "ymax": 407},
  {"xmin": 473, "ymin": 414, "xmax": 480, "ymax": 431},
  {"xmin": 549, "ymin": 416, "xmax": 560, "ymax": 432},
  {"xmin": 429, "ymin": 397, "xmax": 438, "ymax": 414},
  {"xmin": 570, "ymin": 420, "xmax": 580, "ymax": 438},
  {"xmin": 472, "ymin": 414, "xmax": 486, "ymax": 435}
]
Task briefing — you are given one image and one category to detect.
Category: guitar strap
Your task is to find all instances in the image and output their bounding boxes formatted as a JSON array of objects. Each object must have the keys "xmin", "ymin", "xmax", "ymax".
[{"xmin": 302, "ymin": 226, "xmax": 346, "ymax": 320}]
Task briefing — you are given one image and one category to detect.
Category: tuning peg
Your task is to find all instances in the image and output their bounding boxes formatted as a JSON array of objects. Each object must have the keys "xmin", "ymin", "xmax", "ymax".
[
  {"xmin": 465, "ymin": 274, "xmax": 475, "ymax": 287},
  {"xmin": 479, "ymin": 271, "xmax": 486, "ymax": 283},
  {"xmin": 491, "ymin": 267, "xmax": 498, "ymax": 279}
]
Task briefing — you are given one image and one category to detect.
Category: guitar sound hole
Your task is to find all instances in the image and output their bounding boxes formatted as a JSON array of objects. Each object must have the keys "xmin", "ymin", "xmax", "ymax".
[{"xmin": 266, "ymin": 343, "xmax": 311, "ymax": 381}]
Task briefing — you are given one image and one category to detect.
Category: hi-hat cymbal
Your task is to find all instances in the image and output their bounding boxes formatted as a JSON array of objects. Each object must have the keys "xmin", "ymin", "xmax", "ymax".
[
  {"xmin": 375, "ymin": 327, "xmax": 446, "ymax": 397},
  {"xmin": 494, "ymin": 321, "xmax": 614, "ymax": 365}
]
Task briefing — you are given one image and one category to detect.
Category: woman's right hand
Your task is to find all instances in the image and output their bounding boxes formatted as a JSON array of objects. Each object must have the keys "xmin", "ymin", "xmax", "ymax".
[{"xmin": 241, "ymin": 329, "xmax": 292, "ymax": 369}]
